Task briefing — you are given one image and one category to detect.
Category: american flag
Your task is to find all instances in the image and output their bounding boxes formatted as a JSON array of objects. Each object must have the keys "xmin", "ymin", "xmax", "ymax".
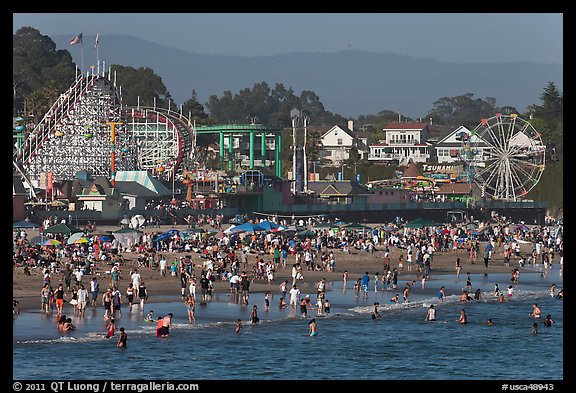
[{"xmin": 70, "ymin": 33, "xmax": 83, "ymax": 45}]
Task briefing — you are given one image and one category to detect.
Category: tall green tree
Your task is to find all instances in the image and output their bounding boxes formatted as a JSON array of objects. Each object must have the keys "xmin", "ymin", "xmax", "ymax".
[
  {"xmin": 13, "ymin": 27, "xmax": 76, "ymax": 116},
  {"xmin": 112, "ymin": 65, "xmax": 174, "ymax": 108},
  {"xmin": 181, "ymin": 89, "xmax": 211, "ymax": 125}
]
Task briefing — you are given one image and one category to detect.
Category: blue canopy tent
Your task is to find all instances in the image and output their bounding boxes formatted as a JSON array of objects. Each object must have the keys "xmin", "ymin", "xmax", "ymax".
[
  {"xmin": 224, "ymin": 222, "xmax": 265, "ymax": 234},
  {"xmin": 13, "ymin": 220, "xmax": 40, "ymax": 229},
  {"xmin": 256, "ymin": 220, "xmax": 280, "ymax": 231}
]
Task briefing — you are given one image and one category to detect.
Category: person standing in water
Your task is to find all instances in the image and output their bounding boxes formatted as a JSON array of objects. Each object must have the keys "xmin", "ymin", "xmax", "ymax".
[
  {"xmin": 458, "ymin": 309, "xmax": 467, "ymax": 324},
  {"xmin": 117, "ymin": 327, "xmax": 127, "ymax": 348},
  {"xmin": 309, "ymin": 318, "xmax": 318, "ymax": 336},
  {"xmin": 425, "ymin": 304, "xmax": 436, "ymax": 322},
  {"xmin": 185, "ymin": 294, "xmax": 195, "ymax": 323}
]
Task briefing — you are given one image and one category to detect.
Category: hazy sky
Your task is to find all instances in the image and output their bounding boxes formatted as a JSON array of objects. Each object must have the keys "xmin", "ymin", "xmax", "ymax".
[{"xmin": 13, "ymin": 13, "xmax": 563, "ymax": 64}]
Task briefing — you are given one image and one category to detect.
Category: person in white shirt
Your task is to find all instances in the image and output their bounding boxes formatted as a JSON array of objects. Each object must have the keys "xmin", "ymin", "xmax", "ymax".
[
  {"xmin": 289, "ymin": 284, "xmax": 301, "ymax": 310},
  {"xmin": 131, "ymin": 269, "xmax": 141, "ymax": 298}
]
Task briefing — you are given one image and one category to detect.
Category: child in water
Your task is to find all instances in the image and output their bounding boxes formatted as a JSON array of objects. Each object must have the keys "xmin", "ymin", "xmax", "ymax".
[{"xmin": 145, "ymin": 310, "xmax": 154, "ymax": 322}]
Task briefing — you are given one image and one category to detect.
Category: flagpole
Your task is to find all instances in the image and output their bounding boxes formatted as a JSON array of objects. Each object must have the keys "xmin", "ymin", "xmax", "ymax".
[
  {"xmin": 95, "ymin": 32, "xmax": 100, "ymax": 75},
  {"xmin": 81, "ymin": 41, "xmax": 84, "ymax": 75}
]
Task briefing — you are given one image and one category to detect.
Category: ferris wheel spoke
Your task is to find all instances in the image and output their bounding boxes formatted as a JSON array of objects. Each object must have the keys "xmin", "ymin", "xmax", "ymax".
[
  {"xmin": 484, "ymin": 125, "xmax": 505, "ymax": 152},
  {"xmin": 474, "ymin": 158, "xmax": 500, "ymax": 179},
  {"xmin": 508, "ymin": 162, "xmax": 532, "ymax": 192},
  {"xmin": 509, "ymin": 158, "xmax": 541, "ymax": 183},
  {"xmin": 480, "ymin": 160, "xmax": 502, "ymax": 190}
]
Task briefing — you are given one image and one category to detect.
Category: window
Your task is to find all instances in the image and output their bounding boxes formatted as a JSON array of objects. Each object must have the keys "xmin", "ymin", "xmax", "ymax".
[{"xmin": 337, "ymin": 139, "xmax": 343, "ymax": 145}]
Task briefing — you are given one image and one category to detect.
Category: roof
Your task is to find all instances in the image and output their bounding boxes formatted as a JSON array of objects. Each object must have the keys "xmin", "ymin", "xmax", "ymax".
[
  {"xmin": 307, "ymin": 180, "xmax": 371, "ymax": 196},
  {"xmin": 115, "ymin": 181, "xmax": 168, "ymax": 197},
  {"xmin": 115, "ymin": 171, "xmax": 171, "ymax": 195},
  {"xmin": 384, "ymin": 122, "xmax": 428, "ymax": 130},
  {"xmin": 401, "ymin": 163, "xmax": 423, "ymax": 179},
  {"xmin": 436, "ymin": 183, "xmax": 473, "ymax": 195},
  {"xmin": 320, "ymin": 125, "xmax": 355, "ymax": 140}
]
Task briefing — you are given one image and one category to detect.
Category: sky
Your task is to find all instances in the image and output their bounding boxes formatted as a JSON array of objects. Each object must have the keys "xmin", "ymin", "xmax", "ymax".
[{"xmin": 13, "ymin": 13, "xmax": 563, "ymax": 64}]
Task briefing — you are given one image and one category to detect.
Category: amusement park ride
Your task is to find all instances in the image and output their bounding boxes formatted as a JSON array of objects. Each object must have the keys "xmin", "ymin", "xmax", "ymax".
[{"xmin": 13, "ymin": 68, "xmax": 547, "ymax": 204}]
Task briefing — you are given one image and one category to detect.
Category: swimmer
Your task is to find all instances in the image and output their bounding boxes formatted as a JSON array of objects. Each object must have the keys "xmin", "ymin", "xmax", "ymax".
[
  {"xmin": 529, "ymin": 303, "xmax": 542, "ymax": 318},
  {"xmin": 549, "ymin": 284, "xmax": 556, "ymax": 298},
  {"xmin": 486, "ymin": 318, "xmax": 493, "ymax": 326},
  {"xmin": 235, "ymin": 319, "xmax": 242, "ymax": 334},
  {"xmin": 531, "ymin": 322, "xmax": 538, "ymax": 334},
  {"xmin": 425, "ymin": 304, "xmax": 436, "ymax": 322},
  {"xmin": 309, "ymin": 318, "xmax": 318, "ymax": 336},
  {"xmin": 106, "ymin": 317, "xmax": 115, "ymax": 338},
  {"xmin": 117, "ymin": 327, "xmax": 127, "ymax": 348},
  {"xmin": 390, "ymin": 294, "xmax": 400, "ymax": 304},
  {"xmin": 372, "ymin": 302, "xmax": 381, "ymax": 319},
  {"xmin": 556, "ymin": 289, "xmax": 563, "ymax": 299},
  {"xmin": 458, "ymin": 309, "xmax": 467, "ymax": 324},
  {"xmin": 437, "ymin": 286, "xmax": 445, "ymax": 303},
  {"xmin": 543, "ymin": 314, "xmax": 554, "ymax": 327}
]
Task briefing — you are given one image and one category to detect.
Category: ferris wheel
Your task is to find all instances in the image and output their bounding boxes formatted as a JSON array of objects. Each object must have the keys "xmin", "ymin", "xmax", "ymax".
[{"xmin": 460, "ymin": 114, "xmax": 546, "ymax": 201}]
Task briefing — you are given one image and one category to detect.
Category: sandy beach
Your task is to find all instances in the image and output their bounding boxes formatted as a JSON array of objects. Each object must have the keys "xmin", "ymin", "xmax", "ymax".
[{"xmin": 13, "ymin": 223, "xmax": 537, "ymax": 313}]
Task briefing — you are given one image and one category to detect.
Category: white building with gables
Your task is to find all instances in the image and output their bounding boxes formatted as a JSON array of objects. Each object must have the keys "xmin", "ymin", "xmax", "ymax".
[
  {"xmin": 368, "ymin": 122, "xmax": 431, "ymax": 163},
  {"xmin": 434, "ymin": 126, "xmax": 492, "ymax": 164}
]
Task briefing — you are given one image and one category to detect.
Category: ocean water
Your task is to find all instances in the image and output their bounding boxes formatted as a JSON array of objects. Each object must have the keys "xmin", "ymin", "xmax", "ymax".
[{"xmin": 13, "ymin": 268, "xmax": 563, "ymax": 381}]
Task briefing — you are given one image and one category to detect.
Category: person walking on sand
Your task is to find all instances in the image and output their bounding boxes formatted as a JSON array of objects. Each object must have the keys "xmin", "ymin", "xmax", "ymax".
[{"xmin": 425, "ymin": 304, "xmax": 436, "ymax": 322}]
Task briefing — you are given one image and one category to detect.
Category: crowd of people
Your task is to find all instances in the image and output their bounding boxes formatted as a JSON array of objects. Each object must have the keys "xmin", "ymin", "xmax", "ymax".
[{"xmin": 13, "ymin": 212, "xmax": 563, "ymax": 341}]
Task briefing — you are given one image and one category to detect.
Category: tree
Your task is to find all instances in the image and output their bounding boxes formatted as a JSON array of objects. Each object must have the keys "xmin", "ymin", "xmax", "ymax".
[
  {"xmin": 112, "ymin": 65, "xmax": 174, "ymax": 108},
  {"xmin": 181, "ymin": 90, "xmax": 211, "ymax": 125},
  {"xmin": 13, "ymin": 27, "xmax": 76, "ymax": 116}
]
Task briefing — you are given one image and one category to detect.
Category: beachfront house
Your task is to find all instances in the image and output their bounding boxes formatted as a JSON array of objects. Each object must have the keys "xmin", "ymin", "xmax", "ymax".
[
  {"xmin": 317, "ymin": 125, "xmax": 355, "ymax": 165},
  {"xmin": 368, "ymin": 122, "xmax": 432, "ymax": 164}
]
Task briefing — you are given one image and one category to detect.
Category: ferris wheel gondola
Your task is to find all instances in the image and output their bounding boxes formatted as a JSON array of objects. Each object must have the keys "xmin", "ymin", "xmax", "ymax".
[{"xmin": 460, "ymin": 114, "xmax": 546, "ymax": 201}]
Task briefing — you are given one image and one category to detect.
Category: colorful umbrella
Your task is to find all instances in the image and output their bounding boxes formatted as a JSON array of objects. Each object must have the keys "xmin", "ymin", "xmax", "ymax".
[
  {"xmin": 72, "ymin": 237, "xmax": 90, "ymax": 244},
  {"xmin": 43, "ymin": 239, "xmax": 61, "ymax": 246}
]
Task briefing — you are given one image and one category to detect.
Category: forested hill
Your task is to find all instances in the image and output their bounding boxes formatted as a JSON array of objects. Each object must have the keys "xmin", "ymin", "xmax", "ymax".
[{"xmin": 52, "ymin": 34, "xmax": 562, "ymax": 119}]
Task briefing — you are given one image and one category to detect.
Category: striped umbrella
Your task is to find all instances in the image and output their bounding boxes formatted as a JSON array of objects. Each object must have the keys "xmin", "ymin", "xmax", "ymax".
[{"xmin": 43, "ymin": 239, "xmax": 61, "ymax": 246}]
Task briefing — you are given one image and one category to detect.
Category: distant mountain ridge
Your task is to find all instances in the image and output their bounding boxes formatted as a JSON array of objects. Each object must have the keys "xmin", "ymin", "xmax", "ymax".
[{"xmin": 53, "ymin": 34, "xmax": 563, "ymax": 119}]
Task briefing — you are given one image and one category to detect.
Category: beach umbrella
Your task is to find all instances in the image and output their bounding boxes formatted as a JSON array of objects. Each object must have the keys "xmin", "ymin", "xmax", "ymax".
[
  {"xmin": 13, "ymin": 220, "xmax": 40, "ymax": 229},
  {"xmin": 72, "ymin": 237, "xmax": 90, "ymax": 244},
  {"xmin": 257, "ymin": 220, "xmax": 280, "ymax": 231},
  {"xmin": 28, "ymin": 236, "xmax": 44, "ymax": 245},
  {"xmin": 225, "ymin": 222, "xmax": 265, "ymax": 234},
  {"xmin": 67, "ymin": 232, "xmax": 85, "ymax": 244},
  {"xmin": 297, "ymin": 230, "xmax": 317, "ymax": 238},
  {"xmin": 42, "ymin": 223, "xmax": 83, "ymax": 235},
  {"xmin": 405, "ymin": 218, "xmax": 435, "ymax": 229},
  {"xmin": 515, "ymin": 224, "xmax": 529, "ymax": 232},
  {"xmin": 311, "ymin": 223, "xmax": 333, "ymax": 230},
  {"xmin": 43, "ymin": 239, "xmax": 61, "ymax": 246}
]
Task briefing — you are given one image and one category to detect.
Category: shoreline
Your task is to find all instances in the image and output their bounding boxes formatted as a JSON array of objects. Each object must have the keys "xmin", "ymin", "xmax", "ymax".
[{"xmin": 13, "ymin": 224, "xmax": 543, "ymax": 313}]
